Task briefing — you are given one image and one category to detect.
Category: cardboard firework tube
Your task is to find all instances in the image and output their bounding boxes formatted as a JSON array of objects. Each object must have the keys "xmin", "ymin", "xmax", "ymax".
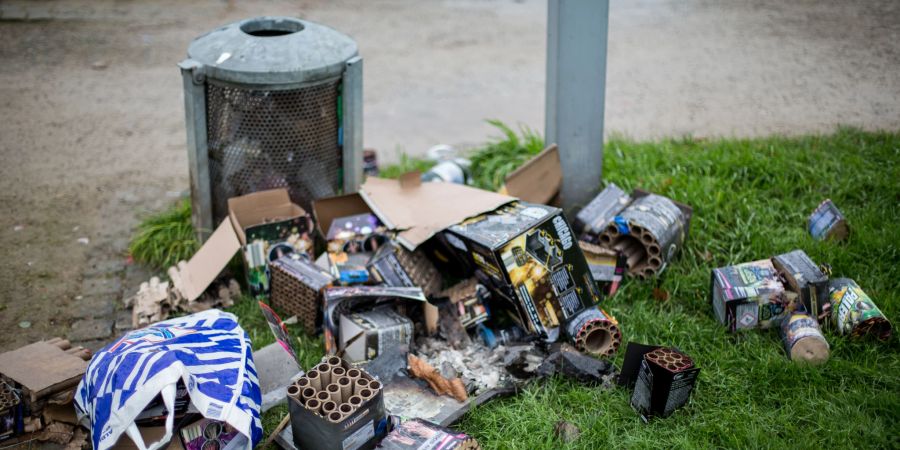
[
  {"xmin": 331, "ymin": 366, "xmax": 346, "ymax": 379},
  {"xmin": 314, "ymin": 363, "xmax": 332, "ymax": 386},
  {"xmin": 316, "ymin": 391, "xmax": 330, "ymax": 403},
  {"xmin": 337, "ymin": 376, "xmax": 352, "ymax": 402},
  {"xmin": 646, "ymin": 347, "xmax": 694, "ymax": 372},
  {"xmin": 359, "ymin": 388, "xmax": 374, "ymax": 402},
  {"xmin": 301, "ymin": 387, "xmax": 317, "ymax": 402},
  {"xmin": 354, "ymin": 377, "xmax": 370, "ymax": 395},
  {"xmin": 348, "ymin": 395, "xmax": 363, "ymax": 409},
  {"xmin": 296, "ymin": 377, "xmax": 310, "ymax": 390},
  {"xmin": 322, "ymin": 400, "xmax": 337, "ymax": 416},
  {"xmin": 368, "ymin": 380, "xmax": 382, "ymax": 393},
  {"xmin": 326, "ymin": 383, "xmax": 342, "ymax": 404},
  {"xmin": 327, "ymin": 411, "xmax": 344, "ymax": 423},
  {"xmin": 304, "ymin": 397, "xmax": 320, "ymax": 413},
  {"xmin": 339, "ymin": 403, "xmax": 354, "ymax": 416},
  {"xmin": 780, "ymin": 312, "xmax": 829, "ymax": 365},
  {"xmin": 567, "ymin": 307, "xmax": 622, "ymax": 357},
  {"xmin": 286, "ymin": 384, "xmax": 301, "ymax": 399},
  {"xmin": 306, "ymin": 369, "xmax": 322, "ymax": 391},
  {"xmin": 326, "ymin": 356, "xmax": 343, "ymax": 368},
  {"xmin": 346, "ymin": 368, "xmax": 362, "ymax": 387},
  {"xmin": 829, "ymin": 278, "xmax": 892, "ymax": 341}
]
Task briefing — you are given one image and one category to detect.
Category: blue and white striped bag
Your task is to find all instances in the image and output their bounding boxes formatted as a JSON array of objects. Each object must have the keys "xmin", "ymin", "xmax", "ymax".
[{"xmin": 75, "ymin": 309, "xmax": 263, "ymax": 450}]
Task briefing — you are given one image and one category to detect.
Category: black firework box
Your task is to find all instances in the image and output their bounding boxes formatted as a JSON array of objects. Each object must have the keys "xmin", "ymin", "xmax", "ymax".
[
  {"xmin": 628, "ymin": 346, "xmax": 700, "ymax": 421},
  {"xmin": 444, "ymin": 202, "xmax": 601, "ymax": 342},
  {"xmin": 771, "ymin": 249, "xmax": 829, "ymax": 319}
]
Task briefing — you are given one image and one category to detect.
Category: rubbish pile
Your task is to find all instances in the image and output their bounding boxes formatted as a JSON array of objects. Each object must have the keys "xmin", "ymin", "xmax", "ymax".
[
  {"xmin": 710, "ymin": 248, "xmax": 892, "ymax": 365},
  {"xmin": 0, "ymin": 338, "xmax": 92, "ymax": 448}
]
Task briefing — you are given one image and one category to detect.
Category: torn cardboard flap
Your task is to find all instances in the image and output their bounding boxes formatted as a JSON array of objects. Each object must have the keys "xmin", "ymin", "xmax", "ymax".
[
  {"xmin": 171, "ymin": 188, "xmax": 312, "ymax": 301},
  {"xmin": 173, "ymin": 219, "xmax": 241, "ymax": 301},
  {"xmin": 499, "ymin": 144, "xmax": 561, "ymax": 205},
  {"xmin": 359, "ymin": 177, "xmax": 514, "ymax": 250}
]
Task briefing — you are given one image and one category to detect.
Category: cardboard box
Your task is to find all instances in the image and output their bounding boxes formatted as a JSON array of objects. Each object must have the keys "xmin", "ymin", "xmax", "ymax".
[
  {"xmin": 445, "ymin": 202, "xmax": 600, "ymax": 341},
  {"xmin": 629, "ymin": 346, "xmax": 699, "ymax": 420},
  {"xmin": 171, "ymin": 188, "xmax": 314, "ymax": 301},
  {"xmin": 322, "ymin": 286, "xmax": 428, "ymax": 355},
  {"xmin": 179, "ymin": 417, "xmax": 246, "ymax": 450},
  {"xmin": 808, "ymin": 199, "xmax": 849, "ymax": 241},
  {"xmin": 771, "ymin": 250, "xmax": 828, "ymax": 318},
  {"xmin": 497, "ymin": 144, "xmax": 561, "ymax": 206},
  {"xmin": 269, "ymin": 253, "xmax": 336, "ymax": 333},
  {"xmin": 379, "ymin": 418, "xmax": 479, "ymax": 450},
  {"xmin": 288, "ymin": 361, "xmax": 387, "ymax": 450},
  {"xmin": 574, "ymin": 183, "xmax": 631, "ymax": 238},
  {"xmin": 339, "ymin": 308, "xmax": 413, "ymax": 364},
  {"xmin": 709, "ymin": 259, "xmax": 787, "ymax": 332}
]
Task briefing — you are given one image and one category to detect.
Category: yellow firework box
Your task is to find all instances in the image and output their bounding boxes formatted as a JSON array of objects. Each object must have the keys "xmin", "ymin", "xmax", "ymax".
[{"xmin": 828, "ymin": 278, "xmax": 892, "ymax": 341}]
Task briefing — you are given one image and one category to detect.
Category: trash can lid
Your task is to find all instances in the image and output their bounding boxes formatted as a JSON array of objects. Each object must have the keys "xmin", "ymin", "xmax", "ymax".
[{"xmin": 184, "ymin": 16, "xmax": 358, "ymax": 86}]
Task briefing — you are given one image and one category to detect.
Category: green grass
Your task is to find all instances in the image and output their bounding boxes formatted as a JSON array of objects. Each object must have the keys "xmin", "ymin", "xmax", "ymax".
[
  {"xmin": 469, "ymin": 119, "xmax": 545, "ymax": 190},
  {"xmin": 128, "ymin": 199, "xmax": 198, "ymax": 270},
  {"xmin": 134, "ymin": 127, "xmax": 900, "ymax": 448}
]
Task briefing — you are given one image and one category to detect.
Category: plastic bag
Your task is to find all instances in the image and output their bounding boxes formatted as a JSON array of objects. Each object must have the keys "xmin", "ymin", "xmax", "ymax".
[{"xmin": 75, "ymin": 309, "xmax": 262, "ymax": 450}]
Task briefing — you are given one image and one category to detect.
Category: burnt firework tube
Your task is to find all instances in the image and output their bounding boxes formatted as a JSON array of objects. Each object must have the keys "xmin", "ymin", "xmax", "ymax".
[
  {"xmin": 780, "ymin": 312, "xmax": 829, "ymax": 365},
  {"xmin": 566, "ymin": 307, "xmax": 622, "ymax": 358},
  {"xmin": 829, "ymin": 278, "xmax": 892, "ymax": 341}
]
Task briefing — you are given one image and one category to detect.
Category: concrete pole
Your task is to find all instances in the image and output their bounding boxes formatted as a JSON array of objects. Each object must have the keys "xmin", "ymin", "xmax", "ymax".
[{"xmin": 545, "ymin": 0, "xmax": 609, "ymax": 211}]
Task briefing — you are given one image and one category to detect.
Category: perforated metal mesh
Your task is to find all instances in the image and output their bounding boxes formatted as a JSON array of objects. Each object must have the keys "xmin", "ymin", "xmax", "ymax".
[{"xmin": 206, "ymin": 79, "xmax": 341, "ymax": 221}]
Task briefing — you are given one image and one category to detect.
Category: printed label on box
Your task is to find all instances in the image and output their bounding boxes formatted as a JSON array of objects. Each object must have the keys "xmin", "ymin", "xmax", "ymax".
[{"xmin": 342, "ymin": 420, "xmax": 374, "ymax": 450}]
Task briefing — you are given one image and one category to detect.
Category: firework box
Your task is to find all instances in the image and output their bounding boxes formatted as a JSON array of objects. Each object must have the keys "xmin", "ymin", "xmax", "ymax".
[
  {"xmin": 444, "ymin": 202, "xmax": 601, "ymax": 342},
  {"xmin": 709, "ymin": 259, "xmax": 788, "ymax": 332},
  {"xmin": 771, "ymin": 250, "xmax": 829, "ymax": 318},
  {"xmin": 629, "ymin": 347, "xmax": 700, "ymax": 420},
  {"xmin": 379, "ymin": 418, "xmax": 479, "ymax": 450},
  {"xmin": 179, "ymin": 417, "xmax": 246, "ymax": 450},
  {"xmin": 171, "ymin": 188, "xmax": 314, "ymax": 301},
  {"xmin": 0, "ymin": 383, "xmax": 22, "ymax": 443},
  {"xmin": 339, "ymin": 308, "xmax": 413, "ymax": 364},
  {"xmin": 287, "ymin": 374, "xmax": 387, "ymax": 450},
  {"xmin": 322, "ymin": 286, "xmax": 428, "ymax": 356}
]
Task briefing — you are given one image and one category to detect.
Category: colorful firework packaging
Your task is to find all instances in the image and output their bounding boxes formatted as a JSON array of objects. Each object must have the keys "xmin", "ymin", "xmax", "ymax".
[
  {"xmin": 780, "ymin": 312, "xmax": 830, "ymax": 365},
  {"xmin": 771, "ymin": 250, "xmax": 829, "ymax": 319},
  {"xmin": 710, "ymin": 259, "xmax": 790, "ymax": 332},
  {"xmin": 378, "ymin": 418, "xmax": 479, "ymax": 450},
  {"xmin": 445, "ymin": 202, "xmax": 602, "ymax": 344},
  {"xmin": 828, "ymin": 278, "xmax": 892, "ymax": 341},
  {"xmin": 808, "ymin": 199, "xmax": 849, "ymax": 242}
]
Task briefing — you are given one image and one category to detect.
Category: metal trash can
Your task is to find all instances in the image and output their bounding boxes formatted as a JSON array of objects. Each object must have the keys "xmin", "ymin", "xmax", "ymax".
[{"xmin": 179, "ymin": 16, "xmax": 362, "ymax": 240}]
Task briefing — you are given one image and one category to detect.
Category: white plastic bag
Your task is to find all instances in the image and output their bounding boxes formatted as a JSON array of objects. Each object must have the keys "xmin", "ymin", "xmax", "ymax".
[{"xmin": 75, "ymin": 309, "xmax": 262, "ymax": 450}]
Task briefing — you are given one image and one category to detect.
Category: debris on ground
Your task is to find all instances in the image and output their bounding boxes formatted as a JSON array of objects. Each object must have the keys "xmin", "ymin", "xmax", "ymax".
[
  {"xmin": 554, "ymin": 420, "xmax": 581, "ymax": 443},
  {"xmin": 808, "ymin": 199, "xmax": 849, "ymax": 241},
  {"xmin": 536, "ymin": 343, "xmax": 616, "ymax": 386},
  {"xmin": 407, "ymin": 354, "xmax": 468, "ymax": 402},
  {"xmin": 619, "ymin": 343, "xmax": 700, "ymax": 421},
  {"xmin": 710, "ymin": 249, "xmax": 891, "ymax": 363},
  {"xmin": 380, "ymin": 418, "xmax": 480, "ymax": 449},
  {"xmin": 0, "ymin": 338, "xmax": 91, "ymax": 447},
  {"xmin": 286, "ymin": 356, "xmax": 387, "ymax": 450}
]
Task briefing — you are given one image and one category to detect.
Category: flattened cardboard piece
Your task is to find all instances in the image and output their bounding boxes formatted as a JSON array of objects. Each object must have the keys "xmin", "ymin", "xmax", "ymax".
[
  {"xmin": 0, "ymin": 341, "xmax": 88, "ymax": 401},
  {"xmin": 175, "ymin": 219, "xmax": 241, "ymax": 301},
  {"xmin": 312, "ymin": 193, "xmax": 374, "ymax": 239},
  {"xmin": 359, "ymin": 177, "xmax": 514, "ymax": 250},
  {"xmin": 499, "ymin": 144, "xmax": 561, "ymax": 205},
  {"xmin": 253, "ymin": 343, "xmax": 302, "ymax": 413}
]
